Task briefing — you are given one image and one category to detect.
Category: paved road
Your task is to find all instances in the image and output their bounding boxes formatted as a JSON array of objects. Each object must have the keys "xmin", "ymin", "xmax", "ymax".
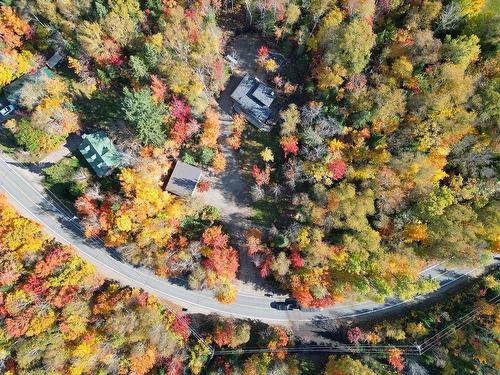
[{"xmin": 0, "ymin": 152, "xmax": 497, "ymax": 326}]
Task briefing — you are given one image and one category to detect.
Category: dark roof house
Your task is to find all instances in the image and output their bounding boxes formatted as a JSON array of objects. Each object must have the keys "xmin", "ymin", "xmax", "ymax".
[
  {"xmin": 165, "ymin": 160, "xmax": 202, "ymax": 197},
  {"xmin": 2, "ymin": 67, "xmax": 54, "ymax": 107},
  {"xmin": 79, "ymin": 132, "xmax": 123, "ymax": 178},
  {"xmin": 230, "ymin": 75, "xmax": 276, "ymax": 130}
]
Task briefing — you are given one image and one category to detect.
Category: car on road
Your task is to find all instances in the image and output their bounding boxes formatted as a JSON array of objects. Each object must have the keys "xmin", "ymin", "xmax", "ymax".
[
  {"xmin": 0, "ymin": 104, "xmax": 14, "ymax": 117},
  {"xmin": 271, "ymin": 301, "xmax": 292, "ymax": 310},
  {"xmin": 285, "ymin": 298, "xmax": 300, "ymax": 309},
  {"xmin": 271, "ymin": 298, "xmax": 300, "ymax": 311}
]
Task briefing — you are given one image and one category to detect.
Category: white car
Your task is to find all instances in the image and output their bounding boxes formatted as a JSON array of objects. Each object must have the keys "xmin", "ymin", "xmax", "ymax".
[{"xmin": 0, "ymin": 104, "xmax": 14, "ymax": 117}]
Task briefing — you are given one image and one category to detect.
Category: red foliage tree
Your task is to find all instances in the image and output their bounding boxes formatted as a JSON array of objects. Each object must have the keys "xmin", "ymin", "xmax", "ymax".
[
  {"xmin": 22, "ymin": 275, "xmax": 47, "ymax": 297},
  {"xmin": 259, "ymin": 255, "xmax": 273, "ymax": 278},
  {"xmin": 51, "ymin": 285, "xmax": 79, "ymax": 308},
  {"xmin": 108, "ymin": 51, "xmax": 126, "ymax": 66},
  {"xmin": 197, "ymin": 180, "xmax": 210, "ymax": 192},
  {"xmin": 203, "ymin": 246, "xmax": 239, "ymax": 280},
  {"xmin": 170, "ymin": 96, "xmax": 192, "ymax": 122},
  {"xmin": 74, "ymin": 195, "xmax": 96, "ymax": 216},
  {"xmin": 327, "ymin": 159, "xmax": 347, "ymax": 180},
  {"xmin": 172, "ymin": 120, "xmax": 190, "ymax": 145},
  {"xmin": 280, "ymin": 136, "xmax": 299, "ymax": 157},
  {"xmin": 171, "ymin": 315, "xmax": 191, "ymax": 341},
  {"xmin": 388, "ymin": 348, "xmax": 405, "ymax": 372},
  {"xmin": 160, "ymin": 357, "xmax": 183, "ymax": 375},
  {"xmin": 201, "ymin": 227, "xmax": 239, "ymax": 279},
  {"xmin": 212, "ymin": 57, "xmax": 225, "ymax": 83},
  {"xmin": 214, "ymin": 321, "xmax": 234, "ymax": 347},
  {"xmin": 347, "ymin": 326, "xmax": 365, "ymax": 344},
  {"xmin": 5, "ymin": 308, "xmax": 33, "ymax": 338},
  {"xmin": 251, "ymin": 165, "xmax": 271, "ymax": 186},
  {"xmin": 34, "ymin": 247, "xmax": 72, "ymax": 278},
  {"xmin": 291, "ymin": 284, "xmax": 314, "ymax": 307},
  {"xmin": 258, "ymin": 46, "xmax": 269, "ymax": 58},
  {"xmin": 290, "ymin": 250, "xmax": 304, "ymax": 268},
  {"xmin": 202, "ymin": 226, "xmax": 229, "ymax": 249}
]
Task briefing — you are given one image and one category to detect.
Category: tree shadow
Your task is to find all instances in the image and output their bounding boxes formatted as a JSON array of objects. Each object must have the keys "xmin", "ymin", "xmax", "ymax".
[
  {"xmin": 73, "ymin": 88, "xmax": 122, "ymax": 129},
  {"xmin": 32, "ymin": 194, "xmax": 123, "ymax": 261},
  {"xmin": 7, "ymin": 161, "xmax": 52, "ymax": 176}
]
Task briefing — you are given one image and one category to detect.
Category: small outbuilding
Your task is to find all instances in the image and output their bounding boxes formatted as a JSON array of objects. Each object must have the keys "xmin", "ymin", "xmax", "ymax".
[
  {"xmin": 46, "ymin": 51, "xmax": 64, "ymax": 69},
  {"xmin": 79, "ymin": 132, "xmax": 123, "ymax": 178},
  {"xmin": 165, "ymin": 160, "xmax": 202, "ymax": 197},
  {"xmin": 230, "ymin": 75, "xmax": 276, "ymax": 130}
]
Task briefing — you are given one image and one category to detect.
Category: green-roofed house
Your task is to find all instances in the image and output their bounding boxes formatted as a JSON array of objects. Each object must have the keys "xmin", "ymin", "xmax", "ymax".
[{"xmin": 78, "ymin": 132, "xmax": 123, "ymax": 178}]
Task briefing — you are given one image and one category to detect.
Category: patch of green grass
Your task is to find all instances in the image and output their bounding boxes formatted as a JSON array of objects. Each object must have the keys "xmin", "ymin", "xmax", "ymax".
[
  {"xmin": 250, "ymin": 199, "xmax": 282, "ymax": 226},
  {"xmin": 239, "ymin": 125, "xmax": 282, "ymax": 177},
  {"xmin": 484, "ymin": 0, "xmax": 499, "ymax": 13}
]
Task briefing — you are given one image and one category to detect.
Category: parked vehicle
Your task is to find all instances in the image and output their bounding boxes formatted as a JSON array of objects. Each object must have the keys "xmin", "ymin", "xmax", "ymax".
[
  {"xmin": 271, "ymin": 299, "xmax": 300, "ymax": 311},
  {"xmin": 271, "ymin": 301, "xmax": 293, "ymax": 310},
  {"xmin": 285, "ymin": 298, "xmax": 300, "ymax": 309},
  {"xmin": 0, "ymin": 104, "xmax": 14, "ymax": 117}
]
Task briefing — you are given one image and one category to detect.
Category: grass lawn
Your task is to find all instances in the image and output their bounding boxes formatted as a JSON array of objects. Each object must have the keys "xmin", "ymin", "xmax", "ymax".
[
  {"xmin": 238, "ymin": 118, "xmax": 290, "ymax": 227},
  {"xmin": 250, "ymin": 199, "xmax": 282, "ymax": 226},
  {"xmin": 239, "ymin": 124, "xmax": 283, "ymax": 178}
]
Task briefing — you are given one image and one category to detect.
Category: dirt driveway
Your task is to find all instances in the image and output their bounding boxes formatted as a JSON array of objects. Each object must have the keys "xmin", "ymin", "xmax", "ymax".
[{"xmin": 194, "ymin": 32, "xmax": 287, "ymax": 295}]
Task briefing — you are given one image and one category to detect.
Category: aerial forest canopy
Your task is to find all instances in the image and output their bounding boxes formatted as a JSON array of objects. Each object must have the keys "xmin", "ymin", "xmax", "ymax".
[
  {"xmin": 0, "ymin": 0, "xmax": 499, "ymax": 374},
  {"xmin": 0, "ymin": 0, "xmax": 498, "ymax": 310},
  {"xmin": 238, "ymin": 0, "xmax": 499, "ymax": 307}
]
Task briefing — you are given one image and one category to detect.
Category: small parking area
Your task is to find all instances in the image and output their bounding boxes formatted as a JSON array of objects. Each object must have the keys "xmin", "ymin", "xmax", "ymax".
[{"xmin": 226, "ymin": 33, "xmax": 263, "ymax": 80}]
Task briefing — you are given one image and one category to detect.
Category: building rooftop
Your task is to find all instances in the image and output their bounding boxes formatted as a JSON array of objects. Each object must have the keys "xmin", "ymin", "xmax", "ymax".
[
  {"xmin": 253, "ymin": 83, "xmax": 275, "ymax": 107},
  {"xmin": 3, "ymin": 67, "xmax": 55, "ymax": 107},
  {"xmin": 78, "ymin": 132, "xmax": 123, "ymax": 178},
  {"xmin": 165, "ymin": 160, "xmax": 202, "ymax": 197},
  {"xmin": 230, "ymin": 75, "xmax": 275, "ymax": 129},
  {"xmin": 46, "ymin": 51, "xmax": 64, "ymax": 69}
]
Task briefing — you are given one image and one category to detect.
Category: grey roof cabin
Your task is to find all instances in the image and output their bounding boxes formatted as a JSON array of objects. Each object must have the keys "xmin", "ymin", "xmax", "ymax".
[
  {"xmin": 46, "ymin": 51, "xmax": 64, "ymax": 69},
  {"xmin": 166, "ymin": 160, "xmax": 202, "ymax": 197},
  {"xmin": 230, "ymin": 75, "xmax": 275, "ymax": 129}
]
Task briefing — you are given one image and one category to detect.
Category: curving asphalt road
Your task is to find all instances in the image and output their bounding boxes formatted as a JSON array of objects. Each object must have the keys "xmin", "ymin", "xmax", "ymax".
[{"xmin": 0, "ymin": 152, "xmax": 497, "ymax": 325}]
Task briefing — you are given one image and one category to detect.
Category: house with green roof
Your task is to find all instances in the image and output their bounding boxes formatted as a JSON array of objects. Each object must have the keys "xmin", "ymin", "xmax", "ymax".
[{"xmin": 78, "ymin": 132, "xmax": 123, "ymax": 178}]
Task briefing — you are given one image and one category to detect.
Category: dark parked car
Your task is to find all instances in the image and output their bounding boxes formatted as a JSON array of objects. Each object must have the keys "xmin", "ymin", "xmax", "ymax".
[
  {"xmin": 271, "ymin": 301, "xmax": 293, "ymax": 310},
  {"xmin": 271, "ymin": 298, "xmax": 301, "ymax": 311},
  {"xmin": 285, "ymin": 298, "xmax": 300, "ymax": 309}
]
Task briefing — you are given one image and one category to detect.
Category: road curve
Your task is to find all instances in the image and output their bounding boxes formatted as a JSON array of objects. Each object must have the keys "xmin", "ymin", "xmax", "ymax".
[{"xmin": 0, "ymin": 152, "xmax": 497, "ymax": 324}]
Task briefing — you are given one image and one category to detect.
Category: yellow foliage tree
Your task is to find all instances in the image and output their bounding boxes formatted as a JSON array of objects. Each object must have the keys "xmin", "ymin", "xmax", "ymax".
[{"xmin": 260, "ymin": 147, "xmax": 274, "ymax": 162}]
